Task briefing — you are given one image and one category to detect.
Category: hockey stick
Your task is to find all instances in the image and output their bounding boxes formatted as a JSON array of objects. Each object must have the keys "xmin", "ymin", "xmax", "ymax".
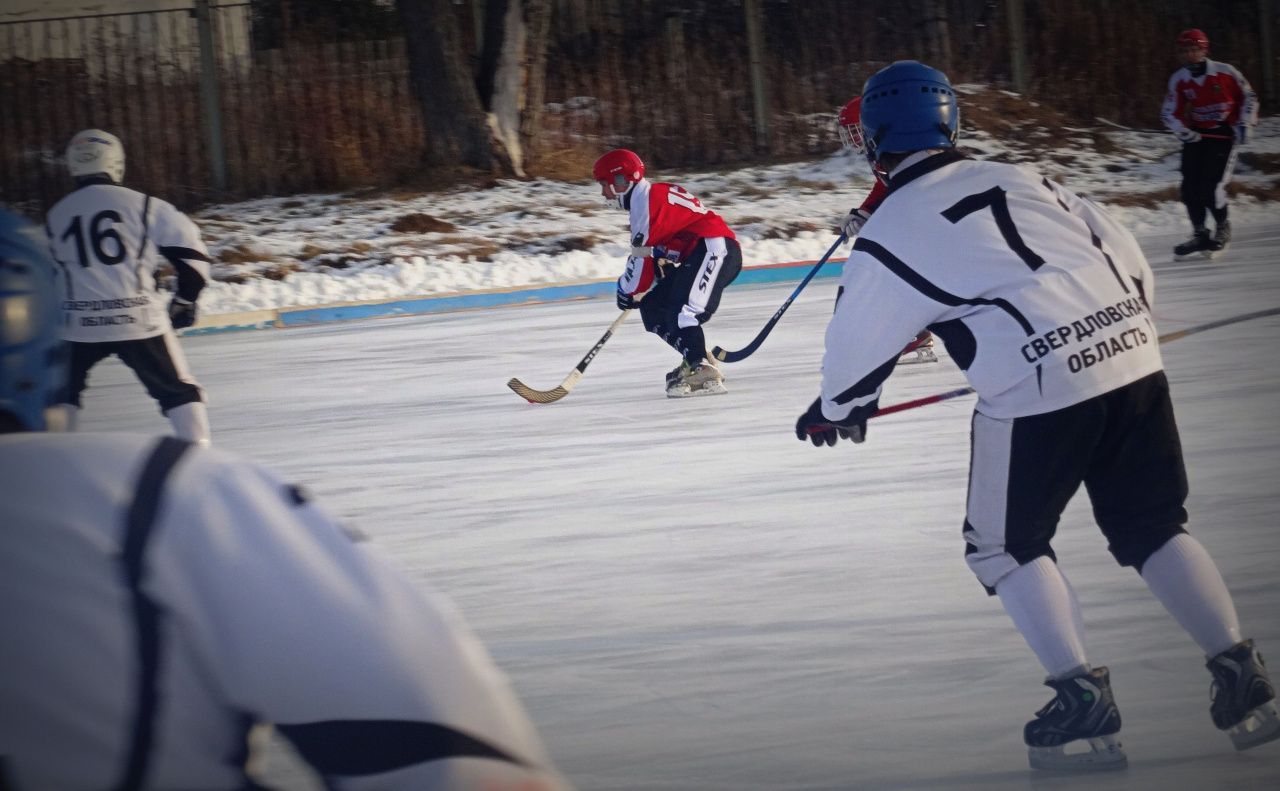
[
  {"xmin": 507, "ymin": 310, "xmax": 631, "ymax": 404},
  {"xmin": 870, "ymin": 306, "xmax": 1280, "ymax": 420},
  {"xmin": 712, "ymin": 233, "xmax": 847, "ymax": 363}
]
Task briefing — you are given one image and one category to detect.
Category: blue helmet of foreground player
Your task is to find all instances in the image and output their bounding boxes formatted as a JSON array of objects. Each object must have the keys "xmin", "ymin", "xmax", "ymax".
[
  {"xmin": 0, "ymin": 209, "xmax": 68, "ymax": 431},
  {"xmin": 859, "ymin": 61, "xmax": 959, "ymax": 164}
]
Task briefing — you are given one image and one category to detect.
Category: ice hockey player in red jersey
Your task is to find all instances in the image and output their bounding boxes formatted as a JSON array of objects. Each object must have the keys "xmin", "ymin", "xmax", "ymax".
[
  {"xmin": 46, "ymin": 129, "xmax": 214, "ymax": 443},
  {"xmin": 797, "ymin": 60, "xmax": 1278, "ymax": 771},
  {"xmin": 594, "ymin": 148, "xmax": 742, "ymax": 397},
  {"xmin": 837, "ymin": 96, "xmax": 937, "ymax": 365},
  {"xmin": 0, "ymin": 208, "xmax": 572, "ymax": 790},
  {"xmin": 1160, "ymin": 28, "xmax": 1259, "ymax": 259}
]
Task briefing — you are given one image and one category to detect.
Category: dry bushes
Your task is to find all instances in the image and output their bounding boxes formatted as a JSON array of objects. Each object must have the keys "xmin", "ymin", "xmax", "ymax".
[{"xmin": 389, "ymin": 213, "xmax": 457, "ymax": 234}]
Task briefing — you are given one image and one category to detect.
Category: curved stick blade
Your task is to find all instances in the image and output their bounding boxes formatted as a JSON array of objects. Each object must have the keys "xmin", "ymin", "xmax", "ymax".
[{"xmin": 507, "ymin": 377, "xmax": 570, "ymax": 404}]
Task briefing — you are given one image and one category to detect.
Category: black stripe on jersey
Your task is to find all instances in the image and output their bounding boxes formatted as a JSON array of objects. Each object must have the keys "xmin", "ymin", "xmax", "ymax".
[
  {"xmin": 1040, "ymin": 177, "xmax": 1131, "ymax": 294},
  {"xmin": 832, "ymin": 354, "xmax": 898, "ymax": 408},
  {"xmin": 45, "ymin": 220, "xmax": 76, "ymax": 300},
  {"xmin": 137, "ymin": 194, "xmax": 152, "ymax": 281},
  {"xmin": 1040, "ymin": 177, "xmax": 1070, "ymax": 212},
  {"xmin": 159, "ymin": 245, "xmax": 211, "ymax": 301},
  {"xmin": 116, "ymin": 436, "xmax": 194, "ymax": 791},
  {"xmin": 929, "ymin": 318, "xmax": 977, "ymax": 370},
  {"xmin": 885, "ymin": 149, "xmax": 968, "ymax": 197},
  {"xmin": 1088, "ymin": 230, "xmax": 1130, "ymax": 293},
  {"xmin": 276, "ymin": 719, "xmax": 531, "ymax": 776},
  {"xmin": 852, "ymin": 237, "xmax": 1037, "ymax": 336}
]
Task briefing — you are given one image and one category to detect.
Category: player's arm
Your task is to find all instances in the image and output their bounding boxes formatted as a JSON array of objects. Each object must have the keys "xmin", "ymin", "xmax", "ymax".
[
  {"xmin": 150, "ymin": 201, "xmax": 211, "ymax": 302},
  {"xmin": 1160, "ymin": 74, "xmax": 1196, "ymax": 141},
  {"xmin": 1227, "ymin": 64, "xmax": 1260, "ymax": 131},
  {"xmin": 819, "ymin": 258, "xmax": 926, "ymax": 420},
  {"xmin": 160, "ymin": 451, "xmax": 571, "ymax": 790}
]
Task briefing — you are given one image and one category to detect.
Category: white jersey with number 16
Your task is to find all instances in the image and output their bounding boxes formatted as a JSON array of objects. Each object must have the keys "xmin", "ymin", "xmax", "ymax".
[{"xmin": 46, "ymin": 183, "xmax": 210, "ymax": 343}]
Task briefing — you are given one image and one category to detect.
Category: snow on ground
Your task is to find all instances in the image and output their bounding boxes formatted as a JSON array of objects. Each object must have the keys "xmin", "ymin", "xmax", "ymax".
[
  {"xmin": 78, "ymin": 223, "xmax": 1280, "ymax": 789},
  {"xmin": 193, "ymin": 100, "xmax": 1280, "ymax": 317}
]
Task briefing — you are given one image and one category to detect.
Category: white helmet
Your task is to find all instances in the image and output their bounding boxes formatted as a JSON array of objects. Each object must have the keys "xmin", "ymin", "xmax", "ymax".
[{"xmin": 66, "ymin": 129, "xmax": 125, "ymax": 183}]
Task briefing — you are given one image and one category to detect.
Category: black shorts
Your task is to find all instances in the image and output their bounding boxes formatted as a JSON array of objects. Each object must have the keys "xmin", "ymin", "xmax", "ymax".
[
  {"xmin": 963, "ymin": 371, "xmax": 1188, "ymax": 591},
  {"xmin": 66, "ymin": 334, "xmax": 203, "ymax": 413}
]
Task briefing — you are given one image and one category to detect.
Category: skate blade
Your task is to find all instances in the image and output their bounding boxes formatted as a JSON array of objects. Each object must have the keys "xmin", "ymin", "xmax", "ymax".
[
  {"xmin": 666, "ymin": 381, "xmax": 728, "ymax": 398},
  {"xmin": 1228, "ymin": 700, "xmax": 1280, "ymax": 751},
  {"xmin": 1028, "ymin": 735, "xmax": 1127, "ymax": 772},
  {"xmin": 896, "ymin": 349, "xmax": 938, "ymax": 365}
]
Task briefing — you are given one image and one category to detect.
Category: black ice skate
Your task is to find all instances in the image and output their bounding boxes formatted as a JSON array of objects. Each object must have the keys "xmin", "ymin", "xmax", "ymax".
[
  {"xmin": 1174, "ymin": 228, "xmax": 1214, "ymax": 259},
  {"xmin": 1210, "ymin": 221, "xmax": 1232, "ymax": 257},
  {"xmin": 1024, "ymin": 666, "xmax": 1127, "ymax": 771},
  {"xmin": 1207, "ymin": 639, "xmax": 1280, "ymax": 751}
]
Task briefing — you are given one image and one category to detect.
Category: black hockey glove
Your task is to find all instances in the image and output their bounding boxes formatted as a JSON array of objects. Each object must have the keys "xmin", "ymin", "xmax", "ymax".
[
  {"xmin": 616, "ymin": 288, "xmax": 636, "ymax": 311},
  {"xmin": 168, "ymin": 296, "xmax": 197, "ymax": 329},
  {"xmin": 795, "ymin": 397, "xmax": 867, "ymax": 447}
]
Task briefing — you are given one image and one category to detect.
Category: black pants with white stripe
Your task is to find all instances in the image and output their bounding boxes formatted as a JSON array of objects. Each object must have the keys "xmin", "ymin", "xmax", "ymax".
[
  {"xmin": 963, "ymin": 371, "xmax": 1188, "ymax": 593},
  {"xmin": 66, "ymin": 335, "xmax": 204, "ymax": 413},
  {"xmin": 639, "ymin": 237, "xmax": 742, "ymax": 365},
  {"xmin": 1180, "ymin": 130, "xmax": 1237, "ymax": 229}
]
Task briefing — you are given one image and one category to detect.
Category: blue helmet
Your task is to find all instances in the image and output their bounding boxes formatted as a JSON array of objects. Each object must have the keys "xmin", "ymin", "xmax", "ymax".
[
  {"xmin": 0, "ymin": 209, "xmax": 67, "ymax": 431},
  {"xmin": 859, "ymin": 60, "xmax": 959, "ymax": 163}
]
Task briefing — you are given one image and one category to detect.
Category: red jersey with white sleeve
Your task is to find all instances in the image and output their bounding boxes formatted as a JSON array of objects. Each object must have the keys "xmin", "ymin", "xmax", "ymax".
[
  {"xmin": 1161, "ymin": 59, "xmax": 1259, "ymax": 136},
  {"xmin": 617, "ymin": 179, "xmax": 736, "ymax": 297}
]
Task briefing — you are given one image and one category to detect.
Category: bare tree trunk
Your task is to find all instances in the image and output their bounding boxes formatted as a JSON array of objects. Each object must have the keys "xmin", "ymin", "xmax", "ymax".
[
  {"xmin": 918, "ymin": 0, "xmax": 952, "ymax": 70},
  {"xmin": 395, "ymin": 0, "xmax": 507, "ymax": 172},
  {"xmin": 517, "ymin": 0, "xmax": 552, "ymax": 168},
  {"xmin": 479, "ymin": 0, "xmax": 552, "ymax": 176}
]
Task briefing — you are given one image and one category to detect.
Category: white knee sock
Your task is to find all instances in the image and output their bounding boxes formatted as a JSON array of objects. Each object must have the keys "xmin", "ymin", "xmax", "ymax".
[
  {"xmin": 166, "ymin": 402, "xmax": 211, "ymax": 446},
  {"xmin": 1140, "ymin": 533, "xmax": 1241, "ymax": 657},
  {"xmin": 996, "ymin": 556, "xmax": 1090, "ymax": 679}
]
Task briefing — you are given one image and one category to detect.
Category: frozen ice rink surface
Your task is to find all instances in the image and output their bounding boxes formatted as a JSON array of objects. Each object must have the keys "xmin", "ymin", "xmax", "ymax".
[{"xmin": 81, "ymin": 227, "xmax": 1280, "ymax": 789}]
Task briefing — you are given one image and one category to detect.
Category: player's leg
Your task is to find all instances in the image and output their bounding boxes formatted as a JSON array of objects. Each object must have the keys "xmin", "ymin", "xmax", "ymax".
[
  {"xmin": 1174, "ymin": 146, "xmax": 1213, "ymax": 257},
  {"xmin": 116, "ymin": 333, "xmax": 210, "ymax": 445},
  {"xmin": 58, "ymin": 341, "xmax": 114, "ymax": 429},
  {"xmin": 965, "ymin": 402, "xmax": 1126, "ymax": 769},
  {"xmin": 1206, "ymin": 139, "xmax": 1238, "ymax": 252},
  {"xmin": 1087, "ymin": 371, "xmax": 1277, "ymax": 749},
  {"xmin": 665, "ymin": 238, "xmax": 741, "ymax": 397}
]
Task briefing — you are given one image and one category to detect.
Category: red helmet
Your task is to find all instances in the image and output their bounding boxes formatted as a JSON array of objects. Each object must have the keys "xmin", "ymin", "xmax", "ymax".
[
  {"xmin": 593, "ymin": 149, "xmax": 644, "ymax": 191},
  {"xmin": 837, "ymin": 97, "xmax": 865, "ymax": 153},
  {"xmin": 1177, "ymin": 28, "xmax": 1209, "ymax": 50}
]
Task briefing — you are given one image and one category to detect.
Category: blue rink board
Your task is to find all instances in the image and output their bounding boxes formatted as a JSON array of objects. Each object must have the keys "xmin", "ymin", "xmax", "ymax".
[{"xmin": 187, "ymin": 257, "xmax": 848, "ymax": 335}]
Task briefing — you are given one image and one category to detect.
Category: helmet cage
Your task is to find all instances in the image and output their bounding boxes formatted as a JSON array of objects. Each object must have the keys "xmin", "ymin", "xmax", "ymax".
[{"xmin": 837, "ymin": 98, "xmax": 866, "ymax": 154}]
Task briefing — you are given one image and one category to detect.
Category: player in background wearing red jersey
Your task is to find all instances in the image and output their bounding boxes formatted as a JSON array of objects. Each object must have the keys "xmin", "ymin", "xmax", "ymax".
[
  {"xmin": 837, "ymin": 97, "xmax": 937, "ymax": 365},
  {"xmin": 594, "ymin": 149, "xmax": 743, "ymax": 398},
  {"xmin": 1160, "ymin": 28, "xmax": 1259, "ymax": 259}
]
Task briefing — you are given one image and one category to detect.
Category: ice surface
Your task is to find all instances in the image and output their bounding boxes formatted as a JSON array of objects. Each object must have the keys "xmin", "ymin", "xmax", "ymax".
[{"xmin": 79, "ymin": 227, "xmax": 1280, "ymax": 789}]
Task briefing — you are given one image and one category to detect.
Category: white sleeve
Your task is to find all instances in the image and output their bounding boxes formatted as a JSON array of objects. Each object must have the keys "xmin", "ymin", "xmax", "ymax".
[
  {"xmin": 154, "ymin": 450, "xmax": 570, "ymax": 790},
  {"xmin": 820, "ymin": 247, "xmax": 939, "ymax": 421},
  {"xmin": 1160, "ymin": 72, "xmax": 1189, "ymax": 136},
  {"xmin": 149, "ymin": 199, "xmax": 211, "ymax": 299},
  {"xmin": 1226, "ymin": 63, "xmax": 1260, "ymax": 126}
]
